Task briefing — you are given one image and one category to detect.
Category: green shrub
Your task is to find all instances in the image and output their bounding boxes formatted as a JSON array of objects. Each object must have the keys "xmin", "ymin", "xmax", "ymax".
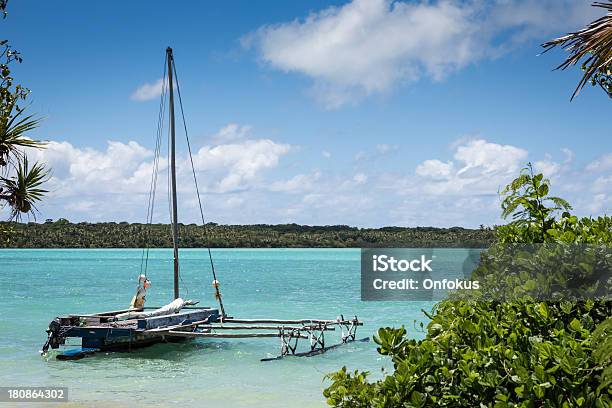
[{"xmin": 324, "ymin": 164, "xmax": 611, "ymax": 407}]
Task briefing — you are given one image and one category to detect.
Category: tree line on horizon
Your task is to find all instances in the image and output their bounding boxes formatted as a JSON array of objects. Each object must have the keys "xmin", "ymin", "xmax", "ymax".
[{"xmin": 0, "ymin": 220, "xmax": 495, "ymax": 248}]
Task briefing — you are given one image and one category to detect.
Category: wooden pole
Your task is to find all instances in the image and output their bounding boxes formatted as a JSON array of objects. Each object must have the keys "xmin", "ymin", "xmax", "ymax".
[
  {"xmin": 167, "ymin": 47, "xmax": 180, "ymax": 300},
  {"xmin": 222, "ymin": 318, "xmax": 362, "ymax": 325},
  {"xmin": 196, "ymin": 325, "xmax": 336, "ymax": 331},
  {"xmin": 166, "ymin": 331, "xmax": 309, "ymax": 339}
]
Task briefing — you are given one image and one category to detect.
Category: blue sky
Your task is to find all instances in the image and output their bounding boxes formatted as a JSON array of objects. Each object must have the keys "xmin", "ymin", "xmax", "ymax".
[{"xmin": 2, "ymin": 0, "xmax": 611, "ymax": 227}]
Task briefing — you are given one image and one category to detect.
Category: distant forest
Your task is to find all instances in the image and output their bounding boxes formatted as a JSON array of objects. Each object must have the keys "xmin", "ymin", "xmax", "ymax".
[{"xmin": 0, "ymin": 219, "xmax": 496, "ymax": 248}]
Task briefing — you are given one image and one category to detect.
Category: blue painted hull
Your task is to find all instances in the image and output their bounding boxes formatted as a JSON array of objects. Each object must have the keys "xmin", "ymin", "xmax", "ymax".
[{"xmin": 45, "ymin": 307, "xmax": 220, "ymax": 353}]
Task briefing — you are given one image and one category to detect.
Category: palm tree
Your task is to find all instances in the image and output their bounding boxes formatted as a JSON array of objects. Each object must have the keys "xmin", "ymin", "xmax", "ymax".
[
  {"xmin": 0, "ymin": 156, "xmax": 48, "ymax": 220},
  {"xmin": 542, "ymin": 1, "xmax": 612, "ymax": 100},
  {"xmin": 0, "ymin": 98, "xmax": 48, "ymax": 220},
  {"xmin": 0, "ymin": 0, "xmax": 49, "ymax": 223},
  {"xmin": 0, "ymin": 100, "xmax": 44, "ymax": 167}
]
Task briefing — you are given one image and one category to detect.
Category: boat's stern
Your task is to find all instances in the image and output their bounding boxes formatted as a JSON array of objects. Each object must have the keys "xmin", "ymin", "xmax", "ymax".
[{"xmin": 41, "ymin": 317, "xmax": 66, "ymax": 353}]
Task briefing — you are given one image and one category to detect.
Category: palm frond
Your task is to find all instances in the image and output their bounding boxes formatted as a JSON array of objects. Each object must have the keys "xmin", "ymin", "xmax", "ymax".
[
  {"xmin": 0, "ymin": 156, "xmax": 49, "ymax": 220},
  {"xmin": 0, "ymin": 102, "xmax": 45, "ymax": 166},
  {"xmin": 542, "ymin": 1, "xmax": 612, "ymax": 99}
]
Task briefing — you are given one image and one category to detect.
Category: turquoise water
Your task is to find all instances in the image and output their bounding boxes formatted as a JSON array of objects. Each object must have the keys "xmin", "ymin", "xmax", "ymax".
[{"xmin": 0, "ymin": 249, "xmax": 440, "ymax": 407}]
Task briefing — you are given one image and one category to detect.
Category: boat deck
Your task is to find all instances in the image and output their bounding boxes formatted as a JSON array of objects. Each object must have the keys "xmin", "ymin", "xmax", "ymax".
[{"xmin": 45, "ymin": 307, "xmax": 221, "ymax": 352}]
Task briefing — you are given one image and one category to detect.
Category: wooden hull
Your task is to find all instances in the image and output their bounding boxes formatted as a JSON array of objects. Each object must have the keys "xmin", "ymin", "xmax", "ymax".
[
  {"xmin": 44, "ymin": 307, "xmax": 220, "ymax": 354},
  {"xmin": 78, "ymin": 329, "xmax": 190, "ymax": 352}
]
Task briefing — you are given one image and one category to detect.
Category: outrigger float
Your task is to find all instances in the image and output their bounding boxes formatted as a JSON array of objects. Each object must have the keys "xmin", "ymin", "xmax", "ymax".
[{"xmin": 41, "ymin": 48, "xmax": 365, "ymax": 361}]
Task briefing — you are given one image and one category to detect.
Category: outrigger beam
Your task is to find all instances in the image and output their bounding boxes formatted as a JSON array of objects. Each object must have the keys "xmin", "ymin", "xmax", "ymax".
[
  {"xmin": 144, "ymin": 318, "xmax": 212, "ymax": 333},
  {"xmin": 221, "ymin": 318, "xmax": 362, "ymax": 325},
  {"xmin": 157, "ymin": 315, "xmax": 366, "ymax": 360},
  {"xmin": 193, "ymin": 325, "xmax": 336, "ymax": 331},
  {"xmin": 166, "ymin": 331, "xmax": 311, "ymax": 339}
]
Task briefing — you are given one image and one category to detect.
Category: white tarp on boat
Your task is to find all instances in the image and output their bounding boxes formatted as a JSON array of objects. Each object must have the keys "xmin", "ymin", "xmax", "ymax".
[{"xmin": 115, "ymin": 298, "xmax": 195, "ymax": 320}]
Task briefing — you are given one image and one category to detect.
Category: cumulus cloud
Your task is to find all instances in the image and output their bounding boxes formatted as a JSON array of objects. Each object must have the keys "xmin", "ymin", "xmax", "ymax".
[
  {"xmin": 227, "ymin": 138, "xmax": 608, "ymax": 224},
  {"xmin": 534, "ymin": 155, "xmax": 561, "ymax": 178},
  {"xmin": 586, "ymin": 152, "xmax": 612, "ymax": 172},
  {"xmin": 454, "ymin": 140, "xmax": 527, "ymax": 177},
  {"xmin": 130, "ymin": 78, "xmax": 164, "ymax": 101},
  {"xmin": 415, "ymin": 139, "xmax": 527, "ymax": 195},
  {"xmin": 192, "ymin": 139, "xmax": 291, "ymax": 192},
  {"xmin": 17, "ymin": 125, "xmax": 292, "ymax": 221},
  {"xmin": 210, "ymin": 123, "xmax": 252, "ymax": 143},
  {"xmin": 27, "ymin": 140, "xmax": 155, "ymax": 196},
  {"xmin": 8, "ymin": 133, "xmax": 610, "ymax": 227},
  {"xmin": 269, "ymin": 171, "xmax": 322, "ymax": 193},
  {"xmin": 245, "ymin": 0, "xmax": 598, "ymax": 108},
  {"xmin": 416, "ymin": 160, "xmax": 454, "ymax": 180}
]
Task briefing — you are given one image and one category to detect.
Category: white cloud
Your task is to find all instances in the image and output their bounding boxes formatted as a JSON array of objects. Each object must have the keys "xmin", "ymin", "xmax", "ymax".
[
  {"xmin": 586, "ymin": 152, "xmax": 612, "ymax": 172},
  {"xmin": 587, "ymin": 193, "xmax": 610, "ymax": 214},
  {"xmin": 410, "ymin": 141, "xmax": 611, "ymax": 222},
  {"xmin": 322, "ymin": 150, "xmax": 331, "ymax": 158},
  {"xmin": 416, "ymin": 160, "xmax": 454, "ymax": 179},
  {"xmin": 532, "ymin": 148, "xmax": 575, "ymax": 179},
  {"xmin": 27, "ymin": 140, "xmax": 155, "ymax": 196},
  {"xmin": 353, "ymin": 172, "xmax": 368, "ymax": 184},
  {"xmin": 353, "ymin": 143, "xmax": 398, "ymax": 163},
  {"xmin": 15, "ymin": 124, "xmax": 292, "ymax": 221},
  {"xmin": 211, "ymin": 123, "xmax": 252, "ymax": 143},
  {"xmin": 8, "ymin": 132, "xmax": 610, "ymax": 227},
  {"xmin": 245, "ymin": 0, "xmax": 598, "ymax": 108},
  {"xmin": 269, "ymin": 171, "xmax": 322, "ymax": 193},
  {"xmin": 197, "ymin": 125, "xmax": 291, "ymax": 193},
  {"xmin": 593, "ymin": 176, "xmax": 612, "ymax": 194},
  {"xmin": 130, "ymin": 78, "xmax": 164, "ymax": 101},
  {"xmin": 376, "ymin": 144, "xmax": 399, "ymax": 154},
  {"xmin": 561, "ymin": 147, "xmax": 575, "ymax": 164},
  {"xmin": 203, "ymin": 123, "xmax": 291, "ymax": 193},
  {"xmin": 193, "ymin": 139, "xmax": 291, "ymax": 192},
  {"xmin": 534, "ymin": 155, "xmax": 561, "ymax": 177},
  {"xmin": 415, "ymin": 139, "xmax": 527, "ymax": 195},
  {"xmin": 454, "ymin": 139, "xmax": 527, "ymax": 177},
  {"xmin": 224, "ymin": 195, "xmax": 245, "ymax": 208}
]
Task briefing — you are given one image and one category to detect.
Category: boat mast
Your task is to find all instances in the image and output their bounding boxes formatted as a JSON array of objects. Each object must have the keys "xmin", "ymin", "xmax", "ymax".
[{"xmin": 167, "ymin": 47, "xmax": 180, "ymax": 300}]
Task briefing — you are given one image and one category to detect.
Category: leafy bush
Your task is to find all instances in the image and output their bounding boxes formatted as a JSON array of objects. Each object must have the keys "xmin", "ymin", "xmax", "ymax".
[{"xmin": 324, "ymin": 165, "xmax": 611, "ymax": 407}]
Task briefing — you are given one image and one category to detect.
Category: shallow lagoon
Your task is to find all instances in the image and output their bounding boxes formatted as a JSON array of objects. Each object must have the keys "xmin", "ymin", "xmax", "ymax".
[{"xmin": 0, "ymin": 248, "xmax": 439, "ymax": 407}]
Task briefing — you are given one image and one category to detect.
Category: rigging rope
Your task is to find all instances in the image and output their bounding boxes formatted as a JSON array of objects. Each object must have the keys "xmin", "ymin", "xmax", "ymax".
[
  {"xmin": 172, "ymin": 59, "xmax": 227, "ymax": 318},
  {"xmin": 138, "ymin": 50, "xmax": 224, "ymax": 314},
  {"xmin": 139, "ymin": 58, "xmax": 167, "ymax": 278}
]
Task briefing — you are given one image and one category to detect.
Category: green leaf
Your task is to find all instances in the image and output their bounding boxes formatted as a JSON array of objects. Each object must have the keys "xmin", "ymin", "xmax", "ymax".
[
  {"xmin": 536, "ymin": 303, "xmax": 549, "ymax": 319},
  {"xmin": 569, "ymin": 318, "xmax": 582, "ymax": 332}
]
